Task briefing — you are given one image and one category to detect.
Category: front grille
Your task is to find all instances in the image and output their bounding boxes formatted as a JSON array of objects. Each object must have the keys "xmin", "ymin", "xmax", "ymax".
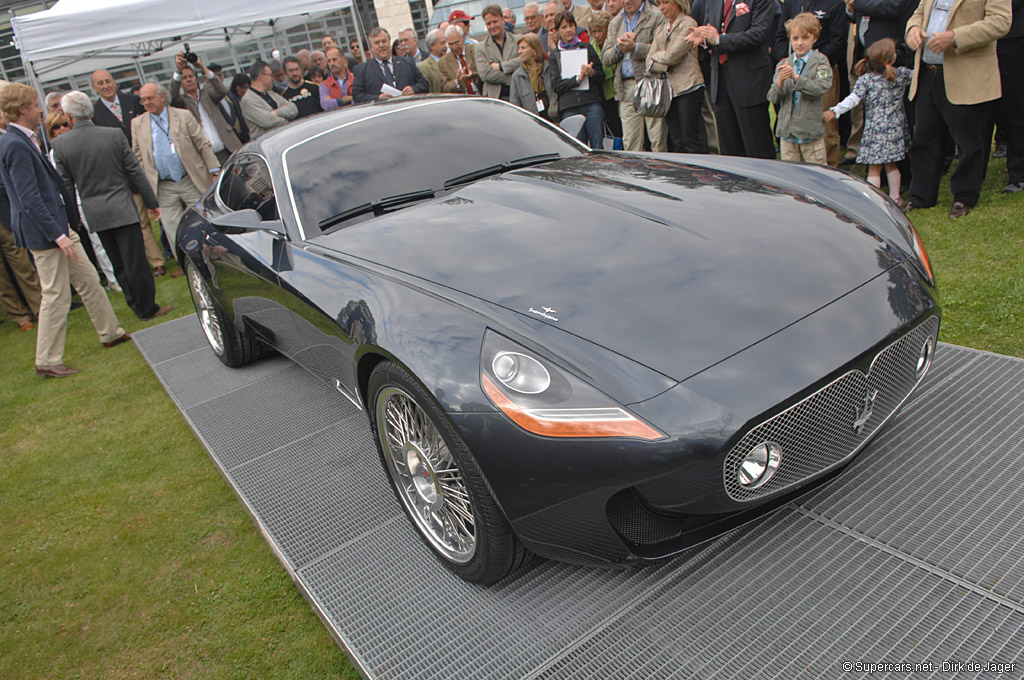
[{"xmin": 723, "ymin": 316, "xmax": 939, "ymax": 503}]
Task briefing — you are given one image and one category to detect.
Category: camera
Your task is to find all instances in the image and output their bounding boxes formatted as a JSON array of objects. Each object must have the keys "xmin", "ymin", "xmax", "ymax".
[{"xmin": 183, "ymin": 43, "xmax": 198, "ymax": 64}]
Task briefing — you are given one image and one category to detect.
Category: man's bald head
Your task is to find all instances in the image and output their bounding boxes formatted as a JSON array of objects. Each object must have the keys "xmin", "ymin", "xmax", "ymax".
[
  {"xmin": 91, "ymin": 69, "xmax": 118, "ymax": 102},
  {"xmin": 138, "ymin": 82, "xmax": 167, "ymax": 115}
]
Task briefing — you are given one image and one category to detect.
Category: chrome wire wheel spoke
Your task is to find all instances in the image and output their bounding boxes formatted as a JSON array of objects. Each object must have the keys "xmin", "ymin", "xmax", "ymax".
[
  {"xmin": 376, "ymin": 386, "xmax": 476, "ymax": 563},
  {"xmin": 188, "ymin": 266, "xmax": 224, "ymax": 355}
]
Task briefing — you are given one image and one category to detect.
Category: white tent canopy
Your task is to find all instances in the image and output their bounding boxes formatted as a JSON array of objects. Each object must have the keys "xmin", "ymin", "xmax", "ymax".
[{"xmin": 12, "ymin": 0, "xmax": 355, "ymax": 79}]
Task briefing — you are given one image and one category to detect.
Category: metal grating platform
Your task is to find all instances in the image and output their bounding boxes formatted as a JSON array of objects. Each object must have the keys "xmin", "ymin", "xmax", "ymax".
[{"xmin": 135, "ymin": 315, "xmax": 1024, "ymax": 679}]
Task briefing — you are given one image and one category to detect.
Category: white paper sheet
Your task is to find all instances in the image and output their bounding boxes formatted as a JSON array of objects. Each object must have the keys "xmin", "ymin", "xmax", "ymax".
[
  {"xmin": 559, "ymin": 48, "xmax": 589, "ymax": 91},
  {"xmin": 381, "ymin": 83, "xmax": 403, "ymax": 97}
]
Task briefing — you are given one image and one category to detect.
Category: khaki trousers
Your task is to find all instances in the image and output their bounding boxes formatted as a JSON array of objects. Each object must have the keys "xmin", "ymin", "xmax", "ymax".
[
  {"xmin": 780, "ymin": 138, "xmax": 828, "ymax": 165},
  {"xmin": 620, "ymin": 79, "xmax": 667, "ymax": 152},
  {"xmin": 134, "ymin": 193, "xmax": 165, "ymax": 269},
  {"xmin": 157, "ymin": 175, "xmax": 202, "ymax": 252},
  {"xmin": 0, "ymin": 222, "xmax": 42, "ymax": 321},
  {"xmin": 31, "ymin": 231, "xmax": 124, "ymax": 366}
]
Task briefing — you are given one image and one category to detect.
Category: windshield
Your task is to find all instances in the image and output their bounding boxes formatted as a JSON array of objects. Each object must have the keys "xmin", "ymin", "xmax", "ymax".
[{"xmin": 284, "ymin": 99, "xmax": 586, "ymax": 235}]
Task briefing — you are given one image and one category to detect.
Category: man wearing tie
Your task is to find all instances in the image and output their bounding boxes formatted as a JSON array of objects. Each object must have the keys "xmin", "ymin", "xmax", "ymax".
[
  {"xmin": 91, "ymin": 68, "xmax": 166, "ymax": 274},
  {"xmin": 0, "ymin": 83, "xmax": 131, "ymax": 378},
  {"xmin": 439, "ymin": 25, "xmax": 481, "ymax": 94},
  {"xmin": 132, "ymin": 83, "xmax": 220, "ymax": 267},
  {"xmin": 353, "ymin": 27, "xmax": 431, "ymax": 103},
  {"xmin": 687, "ymin": 0, "xmax": 776, "ymax": 158}
]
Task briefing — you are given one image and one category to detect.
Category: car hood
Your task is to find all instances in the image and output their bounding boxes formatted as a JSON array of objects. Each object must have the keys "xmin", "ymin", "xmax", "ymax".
[{"xmin": 312, "ymin": 154, "xmax": 901, "ymax": 382}]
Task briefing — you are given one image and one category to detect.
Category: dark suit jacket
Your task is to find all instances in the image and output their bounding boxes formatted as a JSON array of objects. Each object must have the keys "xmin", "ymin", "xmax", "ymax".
[
  {"xmin": 0, "ymin": 126, "xmax": 71, "ymax": 250},
  {"xmin": 847, "ymin": 0, "xmax": 918, "ymax": 65},
  {"xmin": 352, "ymin": 56, "xmax": 430, "ymax": 103},
  {"xmin": 772, "ymin": 0, "xmax": 848, "ymax": 65},
  {"xmin": 701, "ymin": 0, "xmax": 775, "ymax": 106},
  {"xmin": 92, "ymin": 91, "xmax": 145, "ymax": 146},
  {"xmin": 52, "ymin": 120, "xmax": 159, "ymax": 233}
]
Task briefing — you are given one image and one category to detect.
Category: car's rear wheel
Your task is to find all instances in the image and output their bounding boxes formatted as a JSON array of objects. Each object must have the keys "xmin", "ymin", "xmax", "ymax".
[
  {"xmin": 368, "ymin": 361, "xmax": 527, "ymax": 584},
  {"xmin": 185, "ymin": 261, "xmax": 266, "ymax": 368}
]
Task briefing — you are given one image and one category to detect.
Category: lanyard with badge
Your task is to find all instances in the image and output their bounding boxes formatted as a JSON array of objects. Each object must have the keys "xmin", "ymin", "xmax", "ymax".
[{"xmin": 154, "ymin": 115, "xmax": 176, "ymax": 156}]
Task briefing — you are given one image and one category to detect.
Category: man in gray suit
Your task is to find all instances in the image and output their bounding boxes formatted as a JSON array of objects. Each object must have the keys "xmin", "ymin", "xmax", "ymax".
[{"xmin": 52, "ymin": 91, "xmax": 173, "ymax": 321}]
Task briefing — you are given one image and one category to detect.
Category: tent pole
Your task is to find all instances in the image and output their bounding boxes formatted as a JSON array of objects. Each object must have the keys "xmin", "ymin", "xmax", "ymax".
[
  {"xmin": 229, "ymin": 39, "xmax": 243, "ymax": 73},
  {"xmin": 19, "ymin": 49, "xmax": 47, "ymax": 116}
]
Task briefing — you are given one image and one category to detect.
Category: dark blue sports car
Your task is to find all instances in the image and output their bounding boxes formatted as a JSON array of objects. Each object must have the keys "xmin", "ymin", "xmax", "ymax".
[{"xmin": 178, "ymin": 96, "xmax": 939, "ymax": 584}]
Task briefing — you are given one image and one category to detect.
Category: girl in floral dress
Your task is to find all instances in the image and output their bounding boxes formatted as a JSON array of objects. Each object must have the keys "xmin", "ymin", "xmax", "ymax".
[{"xmin": 825, "ymin": 39, "xmax": 913, "ymax": 208}]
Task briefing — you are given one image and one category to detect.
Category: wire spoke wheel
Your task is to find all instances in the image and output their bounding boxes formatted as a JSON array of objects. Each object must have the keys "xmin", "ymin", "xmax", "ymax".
[
  {"xmin": 187, "ymin": 263, "xmax": 225, "ymax": 356},
  {"xmin": 376, "ymin": 386, "xmax": 476, "ymax": 563}
]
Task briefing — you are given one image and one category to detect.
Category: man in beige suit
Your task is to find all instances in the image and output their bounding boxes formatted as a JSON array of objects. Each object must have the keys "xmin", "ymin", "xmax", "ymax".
[
  {"xmin": 904, "ymin": 0, "xmax": 1010, "ymax": 217},
  {"xmin": 132, "ymin": 83, "xmax": 219, "ymax": 271},
  {"xmin": 440, "ymin": 25, "xmax": 481, "ymax": 94},
  {"xmin": 475, "ymin": 5, "xmax": 522, "ymax": 100}
]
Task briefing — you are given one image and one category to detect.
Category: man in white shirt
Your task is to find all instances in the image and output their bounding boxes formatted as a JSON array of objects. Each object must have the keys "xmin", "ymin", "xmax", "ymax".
[{"xmin": 169, "ymin": 52, "xmax": 242, "ymax": 164}]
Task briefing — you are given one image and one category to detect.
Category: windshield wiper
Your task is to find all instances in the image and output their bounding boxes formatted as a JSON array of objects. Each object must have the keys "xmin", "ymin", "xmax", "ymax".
[
  {"xmin": 318, "ymin": 189, "xmax": 437, "ymax": 230},
  {"xmin": 443, "ymin": 153, "xmax": 562, "ymax": 188}
]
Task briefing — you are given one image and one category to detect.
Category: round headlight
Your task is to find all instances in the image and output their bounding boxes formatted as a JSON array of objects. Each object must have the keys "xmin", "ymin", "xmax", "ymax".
[
  {"xmin": 737, "ymin": 442, "xmax": 782, "ymax": 489},
  {"xmin": 491, "ymin": 351, "xmax": 551, "ymax": 394},
  {"xmin": 916, "ymin": 336, "xmax": 934, "ymax": 381}
]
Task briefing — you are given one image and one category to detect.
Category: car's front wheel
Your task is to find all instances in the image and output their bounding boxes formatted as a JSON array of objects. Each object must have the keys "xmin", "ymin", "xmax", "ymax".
[
  {"xmin": 368, "ymin": 361, "xmax": 528, "ymax": 584},
  {"xmin": 185, "ymin": 261, "xmax": 266, "ymax": 368}
]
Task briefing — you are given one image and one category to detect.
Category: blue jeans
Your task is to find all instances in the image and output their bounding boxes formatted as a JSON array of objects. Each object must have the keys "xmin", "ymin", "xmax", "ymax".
[{"xmin": 563, "ymin": 102, "xmax": 606, "ymax": 149}]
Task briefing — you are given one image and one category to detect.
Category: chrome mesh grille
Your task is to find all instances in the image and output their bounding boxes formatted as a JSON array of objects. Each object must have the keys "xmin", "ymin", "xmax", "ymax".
[{"xmin": 723, "ymin": 316, "xmax": 940, "ymax": 502}]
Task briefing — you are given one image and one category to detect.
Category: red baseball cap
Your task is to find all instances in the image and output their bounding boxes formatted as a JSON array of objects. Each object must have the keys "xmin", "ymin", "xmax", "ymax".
[{"xmin": 448, "ymin": 10, "xmax": 474, "ymax": 22}]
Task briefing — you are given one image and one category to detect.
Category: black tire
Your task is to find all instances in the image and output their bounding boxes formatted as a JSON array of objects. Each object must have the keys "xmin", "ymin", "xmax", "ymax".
[
  {"xmin": 368, "ymin": 361, "xmax": 528, "ymax": 584},
  {"xmin": 185, "ymin": 261, "xmax": 267, "ymax": 368}
]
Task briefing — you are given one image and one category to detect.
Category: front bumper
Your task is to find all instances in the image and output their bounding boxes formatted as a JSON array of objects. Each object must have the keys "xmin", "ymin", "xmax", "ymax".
[{"xmin": 455, "ymin": 267, "xmax": 939, "ymax": 566}]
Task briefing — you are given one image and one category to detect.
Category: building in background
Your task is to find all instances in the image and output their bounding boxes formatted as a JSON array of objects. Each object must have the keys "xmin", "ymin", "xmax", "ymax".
[{"xmin": 1, "ymin": 0, "xmax": 435, "ymax": 93}]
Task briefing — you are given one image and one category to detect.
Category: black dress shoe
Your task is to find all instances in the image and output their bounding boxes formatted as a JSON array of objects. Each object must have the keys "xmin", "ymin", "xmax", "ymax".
[
  {"xmin": 143, "ymin": 304, "xmax": 175, "ymax": 321},
  {"xmin": 948, "ymin": 201, "xmax": 971, "ymax": 219},
  {"xmin": 838, "ymin": 158, "xmax": 857, "ymax": 167}
]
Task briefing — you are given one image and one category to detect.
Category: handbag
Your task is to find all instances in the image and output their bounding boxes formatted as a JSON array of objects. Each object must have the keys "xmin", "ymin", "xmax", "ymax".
[{"xmin": 632, "ymin": 72, "xmax": 672, "ymax": 118}]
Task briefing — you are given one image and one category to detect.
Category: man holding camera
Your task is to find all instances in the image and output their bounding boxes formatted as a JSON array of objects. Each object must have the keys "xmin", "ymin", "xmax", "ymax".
[{"xmin": 170, "ymin": 50, "xmax": 243, "ymax": 164}]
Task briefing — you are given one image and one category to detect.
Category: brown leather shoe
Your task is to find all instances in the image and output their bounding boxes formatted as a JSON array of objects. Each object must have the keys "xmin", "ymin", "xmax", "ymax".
[
  {"xmin": 948, "ymin": 201, "xmax": 971, "ymax": 219},
  {"xmin": 144, "ymin": 304, "xmax": 175, "ymax": 321},
  {"xmin": 102, "ymin": 333, "xmax": 133, "ymax": 348},
  {"xmin": 154, "ymin": 266, "xmax": 166, "ymax": 276},
  {"xmin": 18, "ymin": 320, "xmax": 34, "ymax": 331},
  {"xmin": 171, "ymin": 269, "xmax": 185, "ymax": 278},
  {"xmin": 36, "ymin": 364, "xmax": 82, "ymax": 378}
]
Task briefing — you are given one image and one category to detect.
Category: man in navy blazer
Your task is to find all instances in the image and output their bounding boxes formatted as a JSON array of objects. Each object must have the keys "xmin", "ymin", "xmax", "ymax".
[
  {"xmin": 687, "ymin": 0, "xmax": 776, "ymax": 159},
  {"xmin": 0, "ymin": 83, "xmax": 130, "ymax": 377},
  {"xmin": 353, "ymin": 27, "xmax": 430, "ymax": 103}
]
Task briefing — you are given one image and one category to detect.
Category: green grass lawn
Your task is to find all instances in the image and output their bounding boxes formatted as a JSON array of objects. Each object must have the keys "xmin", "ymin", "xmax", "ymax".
[{"xmin": 1, "ymin": 155, "xmax": 1020, "ymax": 679}]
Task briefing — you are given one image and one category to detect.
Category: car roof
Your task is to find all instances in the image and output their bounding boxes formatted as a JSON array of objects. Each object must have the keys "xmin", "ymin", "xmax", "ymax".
[{"xmin": 246, "ymin": 95, "xmax": 499, "ymax": 159}]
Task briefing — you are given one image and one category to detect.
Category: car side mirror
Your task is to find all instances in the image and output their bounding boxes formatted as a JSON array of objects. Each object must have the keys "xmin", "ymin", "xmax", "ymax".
[{"xmin": 211, "ymin": 209, "xmax": 285, "ymax": 236}]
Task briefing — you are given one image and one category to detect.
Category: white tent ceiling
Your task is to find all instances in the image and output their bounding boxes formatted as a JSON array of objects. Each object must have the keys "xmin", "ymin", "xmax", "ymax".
[{"xmin": 12, "ymin": 0, "xmax": 354, "ymax": 78}]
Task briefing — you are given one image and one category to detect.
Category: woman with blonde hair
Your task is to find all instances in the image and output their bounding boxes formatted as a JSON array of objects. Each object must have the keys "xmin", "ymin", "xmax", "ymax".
[
  {"xmin": 510, "ymin": 33, "xmax": 550, "ymax": 117},
  {"xmin": 646, "ymin": 0, "xmax": 704, "ymax": 153}
]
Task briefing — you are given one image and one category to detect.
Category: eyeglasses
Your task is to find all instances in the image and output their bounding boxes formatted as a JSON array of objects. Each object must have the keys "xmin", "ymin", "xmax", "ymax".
[{"xmin": 50, "ymin": 122, "xmax": 69, "ymax": 133}]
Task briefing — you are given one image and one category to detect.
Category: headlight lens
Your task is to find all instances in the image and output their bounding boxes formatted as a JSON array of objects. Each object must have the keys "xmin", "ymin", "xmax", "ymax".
[
  {"xmin": 480, "ymin": 330, "xmax": 665, "ymax": 441},
  {"xmin": 492, "ymin": 351, "xmax": 551, "ymax": 394}
]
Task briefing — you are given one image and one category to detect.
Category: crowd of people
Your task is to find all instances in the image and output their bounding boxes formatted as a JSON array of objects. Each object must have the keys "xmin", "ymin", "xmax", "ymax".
[{"xmin": 0, "ymin": 0, "xmax": 1020, "ymax": 377}]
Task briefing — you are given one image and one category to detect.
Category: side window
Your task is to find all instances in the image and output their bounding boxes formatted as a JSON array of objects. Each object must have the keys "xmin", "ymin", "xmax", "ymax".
[{"xmin": 218, "ymin": 154, "xmax": 278, "ymax": 221}]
